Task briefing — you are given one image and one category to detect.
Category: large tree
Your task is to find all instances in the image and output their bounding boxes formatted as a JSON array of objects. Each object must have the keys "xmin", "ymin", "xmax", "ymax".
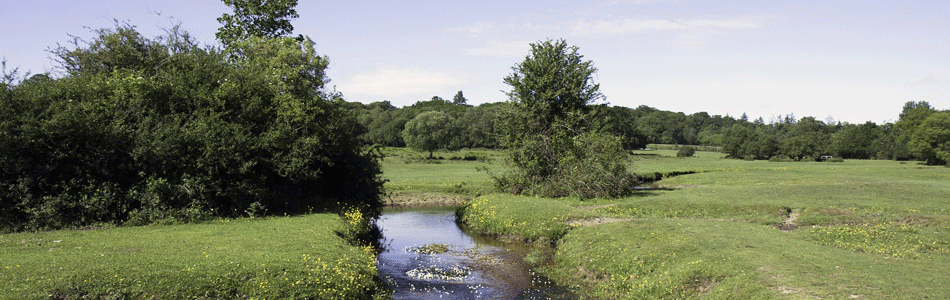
[
  {"xmin": 892, "ymin": 101, "xmax": 936, "ymax": 160},
  {"xmin": 402, "ymin": 111, "xmax": 458, "ymax": 158},
  {"xmin": 910, "ymin": 111, "xmax": 950, "ymax": 165},
  {"xmin": 496, "ymin": 39, "xmax": 632, "ymax": 199}
]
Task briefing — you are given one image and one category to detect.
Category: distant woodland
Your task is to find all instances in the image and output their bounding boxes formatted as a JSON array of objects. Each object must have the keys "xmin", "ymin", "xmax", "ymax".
[{"xmin": 348, "ymin": 97, "xmax": 949, "ymax": 164}]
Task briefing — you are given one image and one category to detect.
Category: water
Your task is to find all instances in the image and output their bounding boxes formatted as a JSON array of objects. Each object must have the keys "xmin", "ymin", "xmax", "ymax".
[{"xmin": 376, "ymin": 206, "xmax": 575, "ymax": 300}]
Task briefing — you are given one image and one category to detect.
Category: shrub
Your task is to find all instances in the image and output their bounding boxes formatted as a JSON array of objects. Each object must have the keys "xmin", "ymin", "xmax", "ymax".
[
  {"xmin": 676, "ymin": 146, "xmax": 696, "ymax": 157},
  {"xmin": 0, "ymin": 25, "xmax": 384, "ymax": 232},
  {"xmin": 495, "ymin": 131, "xmax": 635, "ymax": 199}
]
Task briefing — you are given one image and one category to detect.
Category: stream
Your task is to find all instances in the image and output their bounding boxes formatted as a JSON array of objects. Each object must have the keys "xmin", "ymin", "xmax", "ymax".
[{"xmin": 376, "ymin": 206, "xmax": 575, "ymax": 300}]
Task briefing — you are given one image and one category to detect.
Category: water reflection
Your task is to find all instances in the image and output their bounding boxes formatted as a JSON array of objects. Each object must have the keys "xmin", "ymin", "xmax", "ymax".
[{"xmin": 376, "ymin": 207, "xmax": 574, "ymax": 300}]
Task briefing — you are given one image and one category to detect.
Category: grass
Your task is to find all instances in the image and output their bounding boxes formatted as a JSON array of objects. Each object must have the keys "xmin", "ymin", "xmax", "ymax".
[
  {"xmin": 0, "ymin": 214, "xmax": 389, "ymax": 299},
  {"xmin": 8, "ymin": 146, "xmax": 946, "ymax": 299},
  {"xmin": 450, "ymin": 147, "xmax": 950, "ymax": 299},
  {"xmin": 380, "ymin": 147, "xmax": 505, "ymax": 195}
]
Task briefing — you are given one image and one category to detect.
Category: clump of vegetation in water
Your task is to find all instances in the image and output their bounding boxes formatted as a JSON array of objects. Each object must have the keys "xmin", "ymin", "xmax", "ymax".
[{"xmin": 410, "ymin": 243, "xmax": 451, "ymax": 254}]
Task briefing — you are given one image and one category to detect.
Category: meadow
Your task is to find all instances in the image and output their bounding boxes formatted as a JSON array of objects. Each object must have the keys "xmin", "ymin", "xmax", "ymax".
[
  {"xmin": 0, "ymin": 214, "xmax": 389, "ymax": 299},
  {"xmin": 387, "ymin": 147, "xmax": 950, "ymax": 299},
  {"xmin": 4, "ymin": 146, "xmax": 947, "ymax": 299}
]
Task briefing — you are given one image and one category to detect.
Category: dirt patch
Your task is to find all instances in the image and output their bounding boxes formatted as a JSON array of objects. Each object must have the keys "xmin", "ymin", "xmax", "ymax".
[
  {"xmin": 384, "ymin": 192, "xmax": 470, "ymax": 207},
  {"xmin": 692, "ymin": 276, "xmax": 722, "ymax": 297},
  {"xmin": 777, "ymin": 209, "xmax": 800, "ymax": 232}
]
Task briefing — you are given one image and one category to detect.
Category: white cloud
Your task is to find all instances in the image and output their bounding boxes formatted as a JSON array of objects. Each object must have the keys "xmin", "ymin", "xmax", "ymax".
[
  {"xmin": 571, "ymin": 16, "xmax": 763, "ymax": 37},
  {"xmin": 447, "ymin": 22, "xmax": 497, "ymax": 35},
  {"xmin": 462, "ymin": 40, "xmax": 532, "ymax": 58},
  {"xmin": 907, "ymin": 76, "xmax": 938, "ymax": 84},
  {"xmin": 682, "ymin": 19, "xmax": 760, "ymax": 29},
  {"xmin": 337, "ymin": 65, "xmax": 466, "ymax": 98},
  {"xmin": 446, "ymin": 22, "xmax": 561, "ymax": 37},
  {"xmin": 572, "ymin": 19, "xmax": 684, "ymax": 36}
]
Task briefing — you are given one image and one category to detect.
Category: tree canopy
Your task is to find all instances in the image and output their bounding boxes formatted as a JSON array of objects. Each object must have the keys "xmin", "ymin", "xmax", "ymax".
[
  {"xmin": 402, "ymin": 110, "xmax": 458, "ymax": 158},
  {"xmin": 216, "ymin": 0, "xmax": 302, "ymax": 46}
]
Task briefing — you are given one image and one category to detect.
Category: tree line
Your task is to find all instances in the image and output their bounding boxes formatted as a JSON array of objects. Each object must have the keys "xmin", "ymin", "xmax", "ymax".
[{"xmin": 349, "ymin": 98, "xmax": 949, "ymax": 165}]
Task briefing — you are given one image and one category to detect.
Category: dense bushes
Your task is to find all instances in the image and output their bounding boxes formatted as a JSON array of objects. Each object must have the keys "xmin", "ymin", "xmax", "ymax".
[{"xmin": 0, "ymin": 25, "xmax": 383, "ymax": 232}]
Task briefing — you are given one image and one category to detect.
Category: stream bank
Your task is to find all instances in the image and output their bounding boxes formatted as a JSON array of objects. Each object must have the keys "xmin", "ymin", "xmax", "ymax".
[{"xmin": 376, "ymin": 206, "xmax": 575, "ymax": 299}]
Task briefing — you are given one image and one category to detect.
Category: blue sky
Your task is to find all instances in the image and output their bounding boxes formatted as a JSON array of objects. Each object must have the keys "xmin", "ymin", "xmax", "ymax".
[{"xmin": 2, "ymin": 0, "xmax": 947, "ymax": 124}]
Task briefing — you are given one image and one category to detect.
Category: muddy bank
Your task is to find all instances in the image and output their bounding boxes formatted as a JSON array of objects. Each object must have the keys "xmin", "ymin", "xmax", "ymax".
[{"xmin": 384, "ymin": 192, "xmax": 470, "ymax": 207}]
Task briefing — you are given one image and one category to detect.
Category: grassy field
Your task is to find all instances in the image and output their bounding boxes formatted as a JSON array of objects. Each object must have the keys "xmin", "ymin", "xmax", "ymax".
[
  {"xmin": 5, "ymin": 146, "xmax": 947, "ymax": 299},
  {"xmin": 422, "ymin": 148, "xmax": 950, "ymax": 299},
  {"xmin": 0, "ymin": 214, "xmax": 388, "ymax": 299},
  {"xmin": 380, "ymin": 147, "xmax": 505, "ymax": 196}
]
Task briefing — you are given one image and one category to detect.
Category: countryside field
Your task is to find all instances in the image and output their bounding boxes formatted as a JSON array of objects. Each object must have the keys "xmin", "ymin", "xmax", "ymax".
[
  {"xmin": 387, "ymin": 147, "xmax": 950, "ymax": 299},
  {"xmin": 3, "ymin": 147, "xmax": 947, "ymax": 299},
  {"xmin": 0, "ymin": 214, "xmax": 389, "ymax": 299}
]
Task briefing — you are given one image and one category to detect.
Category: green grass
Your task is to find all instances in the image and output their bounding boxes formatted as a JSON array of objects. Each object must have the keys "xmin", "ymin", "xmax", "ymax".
[
  {"xmin": 449, "ymin": 147, "xmax": 950, "ymax": 299},
  {"xmin": 381, "ymin": 147, "xmax": 505, "ymax": 195},
  {"xmin": 0, "ymin": 214, "xmax": 388, "ymax": 299},
  {"xmin": 457, "ymin": 194, "xmax": 591, "ymax": 242}
]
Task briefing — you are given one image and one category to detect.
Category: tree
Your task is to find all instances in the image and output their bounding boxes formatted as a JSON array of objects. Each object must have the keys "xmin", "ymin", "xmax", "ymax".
[
  {"xmin": 0, "ymin": 23, "xmax": 385, "ymax": 232},
  {"xmin": 216, "ymin": 0, "xmax": 302, "ymax": 46},
  {"xmin": 892, "ymin": 101, "xmax": 936, "ymax": 160},
  {"xmin": 503, "ymin": 39, "xmax": 603, "ymax": 130},
  {"xmin": 909, "ymin": 111, "xmax": 950, "ymax": 165},
  {"xmin": 402, "ymin": 111, "xmax": 458, "ymax": 158},
  {"xmin": 496, "ymin": 39, "xmax": 632, "ymax": 198},
  {"xmin": 832, "ymin": 122, "xmax": 881, "ymax": 159},
  {"xmin": 452, "ymin": 90, "xmax": 467, "ymax": 105},
  {"xmin": 781, "ymin": 117, "xmax": 829, "ymax": 161}
]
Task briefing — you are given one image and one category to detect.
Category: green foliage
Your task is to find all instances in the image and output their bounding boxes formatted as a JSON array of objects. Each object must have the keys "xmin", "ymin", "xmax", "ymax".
[
  {"xmin": 0, "ymin": 24, "xmax": 383, "ymax": 232},
  {"xmin": 452, "ymin": 90, "xmax": 467, "ymax": 105},
  {"xmin": 590, "ymin": 105, "xmax": 649, "ymax": 150},
  {"xmin": 503, "ymin": 39, "xmax": 602, "ymax": 128},
  {"xmin": 831, "ymin": 121, "xmax": 882, "ymax": 159},
  {"xmin": 496, "ymin": 39, "xmax": 632, "ymax": 199},
  {"xmin": 910, "ymin": 111, "xmax": 950, "ymax": 165},
  {"xmin": 402, "ymin": 110, "xmax": 459, "ymax": 158},
  {"xmin": 891, "ymin": 101, "xmax": 936, "ymax": 160},
  {"xmin": 676, "ymin": 145, "xmax": 696, "ymax": 157},
  {"xmin": 216, "ymin": 0, "xmax": 302, "ymax": 46}
]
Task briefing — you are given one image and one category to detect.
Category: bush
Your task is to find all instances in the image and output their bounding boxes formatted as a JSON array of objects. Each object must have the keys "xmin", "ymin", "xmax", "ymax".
[
  {"xmin": 676, "ymin": 146, "xmax": 696, "ymax": 157},
  {"xmin": 0, "ymin": 25, "xmax": 384, "ymax": 232},
  {"xmin": 495, "ymin": 131, "xmax": 635, "ymax": 199}
]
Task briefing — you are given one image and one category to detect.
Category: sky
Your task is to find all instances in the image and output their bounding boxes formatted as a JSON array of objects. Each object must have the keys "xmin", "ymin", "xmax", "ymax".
[{"xmin": 1, "ymin": 0, "xmax": 948, "ymax": 124}]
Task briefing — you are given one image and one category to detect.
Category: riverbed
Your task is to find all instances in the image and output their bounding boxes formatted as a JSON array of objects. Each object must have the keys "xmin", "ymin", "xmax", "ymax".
[{"xmin": 376, "ymin": 206, "xmax": 574, "ymax": 299}]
